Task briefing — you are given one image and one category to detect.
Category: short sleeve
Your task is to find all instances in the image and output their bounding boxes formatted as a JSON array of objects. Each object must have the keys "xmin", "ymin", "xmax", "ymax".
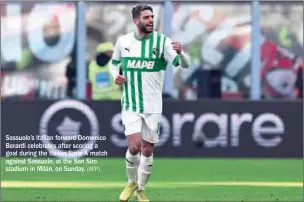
[
  {"xmin": 111, "ymin": 37, "xmax": 121, "ymax": 65},
  {"xmin": 109, "ymin": 37, "xmax": 122, "ymax": 79}
]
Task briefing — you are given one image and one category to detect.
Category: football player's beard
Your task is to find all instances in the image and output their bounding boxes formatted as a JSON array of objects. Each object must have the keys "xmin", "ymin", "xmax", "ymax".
[{"xmin": 139, "ymin": 23, "xmax": 153, "ymax": 33}]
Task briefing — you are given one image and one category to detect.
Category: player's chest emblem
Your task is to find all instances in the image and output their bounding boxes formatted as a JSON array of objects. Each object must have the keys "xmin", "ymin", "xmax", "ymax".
[{"xmin": 153, "ymin": 48, "xmax": 159, "ymax": 56}]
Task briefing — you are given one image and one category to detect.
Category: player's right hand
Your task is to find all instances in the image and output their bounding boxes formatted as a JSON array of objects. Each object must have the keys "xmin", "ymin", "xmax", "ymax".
[{"xmin": 115, "ymin": 75, "xmax": 127, "ymax": 85}]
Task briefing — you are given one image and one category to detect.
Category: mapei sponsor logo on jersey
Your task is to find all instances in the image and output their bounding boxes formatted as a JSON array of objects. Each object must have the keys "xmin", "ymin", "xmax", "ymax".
[{"xmin": 127, "ymin": 60, "xmax": 155, "ymax": 69}]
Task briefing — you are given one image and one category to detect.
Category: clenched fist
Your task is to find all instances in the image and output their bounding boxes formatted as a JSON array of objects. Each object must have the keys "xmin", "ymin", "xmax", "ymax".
[
  {"xmin": 115, "ymin": 75, "xmax": 127, "ymax": 85},
  {"xmin": 172, "ymin": 41, "xmax": 182, "ymax": 54}
]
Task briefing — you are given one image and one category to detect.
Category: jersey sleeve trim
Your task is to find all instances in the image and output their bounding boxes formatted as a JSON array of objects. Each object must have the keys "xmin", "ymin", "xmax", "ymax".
[
  {"xmin": 172, "ymin": 55, "xmax": 180, "ymax": 67},
  {"xmin": 112, "ymin": 59, "xmax": 121, "ymax": 65}
]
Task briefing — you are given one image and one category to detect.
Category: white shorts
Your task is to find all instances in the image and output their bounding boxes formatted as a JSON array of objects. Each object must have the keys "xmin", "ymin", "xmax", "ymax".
[{"xmin": 121, "ymin": 111, "xmax": 162, "ymax": 144}]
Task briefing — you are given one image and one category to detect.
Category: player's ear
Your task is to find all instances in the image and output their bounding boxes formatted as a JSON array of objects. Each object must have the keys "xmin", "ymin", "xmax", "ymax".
[{"xmin": 133, "ymin": 18, "xmax": 139, "ymax": 25}]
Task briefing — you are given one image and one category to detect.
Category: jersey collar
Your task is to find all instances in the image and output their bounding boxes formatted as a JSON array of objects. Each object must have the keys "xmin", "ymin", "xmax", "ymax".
[{"xmin": 134, "ymin": 32, "xmax": 153, "ymax": 41}]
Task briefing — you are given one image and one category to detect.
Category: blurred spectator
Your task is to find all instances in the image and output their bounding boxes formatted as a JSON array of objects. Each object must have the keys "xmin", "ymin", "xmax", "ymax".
[
  {"xmin": 88, "ymin": 42, "xmax": 122, "ymax": 100},
  {"xmin": 65, "ymin": 44, "xmax": 90, "ymax": 98},
  {"xmin": 295, "ymin": 65, "xmax": 303, "ymax": 99},
  {"xmin": 65, "ymin": 59, "xmax": 76, "ymax": 98}
]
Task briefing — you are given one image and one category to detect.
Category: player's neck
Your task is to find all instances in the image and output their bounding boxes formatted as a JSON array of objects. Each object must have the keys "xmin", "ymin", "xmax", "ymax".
[{"xmin": 135, "ymin": 30, "xmax": 151, "ymax": 40}]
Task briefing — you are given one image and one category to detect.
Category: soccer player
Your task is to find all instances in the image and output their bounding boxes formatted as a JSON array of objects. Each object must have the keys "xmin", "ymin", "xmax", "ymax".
[{"xmin": 109, "ymin": 4, "xmax": 190, "ymax": 202}]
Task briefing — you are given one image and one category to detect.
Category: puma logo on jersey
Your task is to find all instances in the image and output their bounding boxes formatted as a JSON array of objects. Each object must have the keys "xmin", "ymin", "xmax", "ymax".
[
  {"xmin": 125, "ymin": 47, "xmax": 130, "ymax": 52},
  {"xmin": 127, "ymin": 60, "xmax": 155, "ymax": 69}
]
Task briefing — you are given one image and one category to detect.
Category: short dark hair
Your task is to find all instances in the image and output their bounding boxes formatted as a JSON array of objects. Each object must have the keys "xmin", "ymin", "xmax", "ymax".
[{"xmin": 132, "ymin": 5, "xmax": 153, "ymax": 19}]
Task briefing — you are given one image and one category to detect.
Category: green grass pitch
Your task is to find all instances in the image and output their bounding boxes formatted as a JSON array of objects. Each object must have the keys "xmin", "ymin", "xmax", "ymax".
[{"xmin": 1, "ymin": 158, "xmax": 302, "ymax": 201}]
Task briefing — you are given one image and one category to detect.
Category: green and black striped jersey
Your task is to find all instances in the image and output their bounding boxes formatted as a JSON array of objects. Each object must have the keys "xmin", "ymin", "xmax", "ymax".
[{"xmin": 110, "ymin": 31, "xmax": 185, "ymax": 114}]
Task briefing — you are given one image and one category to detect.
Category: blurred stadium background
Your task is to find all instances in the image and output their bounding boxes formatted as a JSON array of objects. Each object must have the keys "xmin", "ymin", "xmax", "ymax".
[{"xmin": 1, "ymin": 1, "xmax": 303, "ymax": 201}]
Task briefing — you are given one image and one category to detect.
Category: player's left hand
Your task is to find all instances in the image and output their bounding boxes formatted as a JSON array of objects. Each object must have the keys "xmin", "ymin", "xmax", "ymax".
[{"xmin": 172, "ymin": 41, "xmax": 182, "ymax": 54}]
